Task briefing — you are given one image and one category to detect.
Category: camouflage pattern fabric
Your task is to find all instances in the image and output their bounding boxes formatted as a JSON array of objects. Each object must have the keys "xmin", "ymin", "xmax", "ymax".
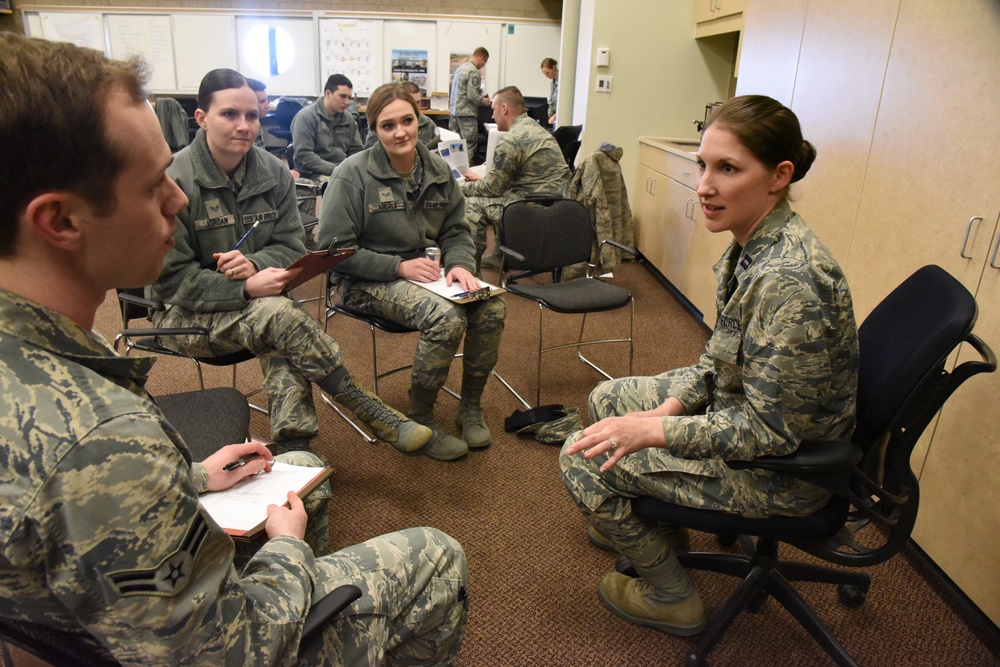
[
  {"xmin": 448, "ymin": 116, "xmax": 480, "ymax": 162},
  {"xmin": 0, "ymin": 289, "xmax": 468, "ymax": 665},
  {"xmin": 560, "ymin": 201, "xmax": 859, "ymax": 572},
  {"xmin": 290, "ymin": 98, "xmax": 364, "ymax": 180},
  {"xmin": 565, "ymin": 145, "xmax": 634, "ymax": 274},
  {"xmin": 340, "ymin": 278, "xmax": 505, "ymax": 394},
  {"xmin": 154, "ymin": 295, "xmax": 344, "ymax": 445},
  {"xmin": 449, "ymin": 60, "xmax": 482, "ymax": 119},
  {"xmin": 460, "ymin": 114, "xmax": 571, "ymax": 263}
]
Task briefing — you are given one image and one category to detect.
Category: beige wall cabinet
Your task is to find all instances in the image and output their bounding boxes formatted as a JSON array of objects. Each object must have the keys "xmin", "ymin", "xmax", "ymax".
[
  {"xmin": 737, "ymin": 0, "xmax": 1000, "ymax": 624},
  {"xmin": 695, "ymin": 0, "xmax": 746, "ymax": 38}
]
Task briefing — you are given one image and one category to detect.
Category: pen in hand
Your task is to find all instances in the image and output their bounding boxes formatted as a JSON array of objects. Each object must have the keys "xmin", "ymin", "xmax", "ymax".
[
  {"xmin": 223, "ymin": 452, "xmax": 262, "ymax": 471},
  {"xmin": 233, "ymin": 220, "xmax": 260, "ymax": 251}
]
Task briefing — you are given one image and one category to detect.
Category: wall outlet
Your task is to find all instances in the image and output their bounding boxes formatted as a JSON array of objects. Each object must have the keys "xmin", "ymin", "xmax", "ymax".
[{"xmin": 595, "ymin": 75, "xmax": 613, "ymax": 93}]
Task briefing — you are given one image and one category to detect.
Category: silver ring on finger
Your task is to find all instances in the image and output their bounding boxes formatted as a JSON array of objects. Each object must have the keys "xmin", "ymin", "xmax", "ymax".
[
  {"xmin": 608, "ymin": 439, "xmax": 618, "ymax": 452},
  {"xmin": 230, "ymin": 269, "xmax": 236, "ymax": 277}
]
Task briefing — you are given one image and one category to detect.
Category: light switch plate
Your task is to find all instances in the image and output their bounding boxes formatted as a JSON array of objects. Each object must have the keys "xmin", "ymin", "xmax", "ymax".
[{"xmin": 596, "ymin": 75, "xmax": 613, "ymax": 93}]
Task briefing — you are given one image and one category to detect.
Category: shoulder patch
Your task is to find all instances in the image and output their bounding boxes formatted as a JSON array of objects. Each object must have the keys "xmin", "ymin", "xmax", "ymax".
[{"xmin": 106, "ymin": 512, "xmax": 210, "ymax": 598}]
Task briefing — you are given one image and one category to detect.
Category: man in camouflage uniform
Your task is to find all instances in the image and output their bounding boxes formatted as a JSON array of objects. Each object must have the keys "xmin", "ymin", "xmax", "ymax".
[
  {"xmin": 0, "ymin": 34, "xmax": 468, "ymax": 665},
  {"xmin": 560, "ymin": 199, "xmax": 859, "ymax": 636},
  {"xmin": 448, "ymin": 47, "xmax": 490, "ymax": 162},
  {"xmin": 291, "ymin": 73, "xmax": 364, "ymax": 183},
  {"xmin": 461, "ymin": 86, "xmax": 571, "ymax": 269}
]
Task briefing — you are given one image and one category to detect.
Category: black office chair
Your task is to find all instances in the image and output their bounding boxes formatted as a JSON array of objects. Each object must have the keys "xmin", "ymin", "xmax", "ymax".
[
  {"xmin": 552, "ymin": 124, "xmax": 583, "ymax": 169},
  {"xmin": 267, "ymin": 99, "xmax": 303, "ymax": 144},
  {"xmin": 497, "ymin": 196, "xmax": 637, "ymax": 407},
  {"xmin": 114, "ymin": 289, "xmax": 266, "ymax": 414},
  {"xmin": 1, "ymin": 583, "xmax": 361, "ymax": 665},
  {"xmin": 619, "ymin": 265, "xmax": 996, "ymax": 667},
  {"xmin": 285, "ymin": 144, "xmax": 320, "ymax": 231}
]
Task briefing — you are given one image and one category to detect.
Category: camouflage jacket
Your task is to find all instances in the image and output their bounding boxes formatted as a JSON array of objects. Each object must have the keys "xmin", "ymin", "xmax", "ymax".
[
  {"xmin": 460, "ymin": 114, "xmax": 570, "ymax": 200},
  {"xmin": 662, "ymin": 200, "xmax": 859, "ymax": 462},
  {"xmin": 449, "ymin": 60, "xmax": 482, "ymax": 118},
  {"xmin": 0, "ymin": 289, "xmax": 317, "ymax": 665},
  {"xmin": 290, "ymin": 98, "xmax": 364, "ymax": 180},
  {"xmin": 566, "ymin": 144, "xmax": 634, "ymax": 273},
  {"xmin": 319, "ymin": 141, "xmax": 476, "ymax": 282},
  {"xmin": 151, "ymin": 130, "xmax": 306, "ymax": 314}
]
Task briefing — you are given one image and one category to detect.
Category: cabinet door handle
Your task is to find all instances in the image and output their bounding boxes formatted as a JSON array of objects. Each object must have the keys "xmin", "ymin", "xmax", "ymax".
[
  {"xmin": 679, "ymin": 169, "xmax": 691, "ymax": 176},
  {"xmin": 990, "ymin": 230, "xmax": 1000, "ymax": 269},
  {"xmin": 959, "ymin": 215, "xmax": 984, "ymax": 259},
  {"xmin": 649, "ymin": 177, "xmax": 656, "ymax": 196},
  {"xmin": 685, "ymin": 198, "xmax": 696, "ymax": 220}
]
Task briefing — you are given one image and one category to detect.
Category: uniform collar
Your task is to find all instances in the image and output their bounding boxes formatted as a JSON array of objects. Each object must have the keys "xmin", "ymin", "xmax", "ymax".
[
  {"xmin": 0, "ymin": 289, "xmax": 156, "ymax": 395},
  {"xmin": 189, "ymin": 130, "xmax": 269, "ymax": 195},
  {"xmin": 716, "ymin": 200, "xmax": 795, "ymax": 297}
]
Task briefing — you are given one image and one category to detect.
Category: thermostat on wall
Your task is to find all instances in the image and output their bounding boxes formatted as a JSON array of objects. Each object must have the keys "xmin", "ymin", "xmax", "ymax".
[
  {"xmin": 596, "ymin": 75, "xmax": 613, "ymax": 93},
  {"xmin": 597, "ymin": 48, "xmax": 610, "ymax": 67}
]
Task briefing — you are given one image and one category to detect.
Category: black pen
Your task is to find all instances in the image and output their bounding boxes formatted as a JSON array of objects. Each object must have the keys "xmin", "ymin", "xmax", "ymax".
[{"xmin": 223, "ymin": 452, "xmax": 261, "ymax": 471}]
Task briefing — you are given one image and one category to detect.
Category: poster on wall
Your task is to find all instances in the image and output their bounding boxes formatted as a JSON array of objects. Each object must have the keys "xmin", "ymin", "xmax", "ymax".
[
  {"xmin": 320, "ymin": 19, "xmax": 377, "ymax": 96},
  {"xmin": 448, "ymin": 52, "xmax": 471, "ymax": 90},
  {"xmin": 391, "ymin": 49, "xmax": 428, "ymax": 96}
]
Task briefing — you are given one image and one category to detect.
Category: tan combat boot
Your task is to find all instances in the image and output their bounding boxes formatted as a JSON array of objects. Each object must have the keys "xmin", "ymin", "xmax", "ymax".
[
  {"xmin": 597, "ymin": 572, "xmax": 707, "ymax": 636},
  {"xmin": 410, "ymin": 386, "xmax": 469, "ymax": 461},
  {"xmin": 333, "ymin": 381, "xmax": 432, "ymax": 454}
]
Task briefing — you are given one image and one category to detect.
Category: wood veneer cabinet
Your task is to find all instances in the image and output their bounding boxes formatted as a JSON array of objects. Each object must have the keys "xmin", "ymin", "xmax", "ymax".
[{"xmin": 737, "ymin": 0, "xmax": 1000, "ymax": 624}]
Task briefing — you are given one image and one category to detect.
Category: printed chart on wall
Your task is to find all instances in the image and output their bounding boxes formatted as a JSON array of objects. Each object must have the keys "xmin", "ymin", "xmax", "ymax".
[
  {"xmin": 391, "ymin": 50, "xmax": 429, "ymax": 96},
  {"xmin": 320, "ymin": 19, "xmax": 378, "ymax": 96}
]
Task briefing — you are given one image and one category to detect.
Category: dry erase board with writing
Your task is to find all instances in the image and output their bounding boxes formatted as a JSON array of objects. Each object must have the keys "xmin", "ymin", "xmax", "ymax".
[{"xmin": 107, "ymin": 14, "xmax": 176, "ymax": 91}]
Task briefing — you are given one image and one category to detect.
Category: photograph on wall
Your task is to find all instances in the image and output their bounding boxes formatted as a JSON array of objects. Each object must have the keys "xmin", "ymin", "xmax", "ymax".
[
  {"xmin": 448, "ymin": 52, "xmax": 471, "ymax": 89},
  {"xmin": 391, "ymin": 49, "xmax": 428, "ymax": 96}
]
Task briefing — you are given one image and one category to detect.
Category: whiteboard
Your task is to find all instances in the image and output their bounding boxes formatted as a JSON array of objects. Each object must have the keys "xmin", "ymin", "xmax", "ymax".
[
  {"xmin": 39, "ymin": 12, "xmax": 105, "ymax": 52},
  {"xmin": 236, "ymin": 17, "xmax": 317, "ymax": 97},
  {"xmin": 383, "ymin": 19, "xmax": 437, "ymax": 93},
  {"xmin": 319, "ymin": 18, "xmax": 381, "ymax": 97},
  {"xmin": 500, "ymin": 23, "xmax": 561, "ymax": 99},
  {"xmin": 436, "ymin": 21, "xmax": 502, "ymax": 96},
  {"xmin": 172, "ymin": 14, "xmax": 237, "ymax": 92},
  {"xmin": 108, "ymin": 14, "xmax": 176, "ymax": 91}
]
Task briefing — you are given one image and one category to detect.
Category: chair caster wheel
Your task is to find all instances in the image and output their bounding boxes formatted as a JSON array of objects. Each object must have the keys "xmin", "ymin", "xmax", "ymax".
[{"xmin": 838, "ymin": 583, "xmax": 869, "ymax": 608}]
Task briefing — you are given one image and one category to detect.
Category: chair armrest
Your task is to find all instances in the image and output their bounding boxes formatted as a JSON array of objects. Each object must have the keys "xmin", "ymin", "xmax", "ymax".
[
  {"xmin": 118, "ymin": 291, "xmax": 165, "ymax": 312},
  {"xmin": 498, "ymin": 245, "xmax": 526, "ymax": 262},
  {"xmin": 727, "ymin": 440, "xmax": 863, "ymax": 494},
  {"xmin": 599, "ymin": 239, "xmax": 639, "ymax": 257},
  {"xmin": 299, "ymin": 584, "xmax": 362, "ymax": 653},
  {"xmin": 120, "ymin": 326, "xmax": 210, "ymax": 338}
]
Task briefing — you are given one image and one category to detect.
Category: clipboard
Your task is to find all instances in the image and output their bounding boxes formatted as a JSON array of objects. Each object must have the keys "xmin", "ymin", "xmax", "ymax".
[
  {"xmin": 283, "ymin": 248, "xmax": 356, "ymax": 291},
  {"xmin": 199, "ymin": 463, "xmax": 334, "ymax": 542},
  {"xmin": 406, "ymin": 271, "xmax": 506, "ymax": 304}
]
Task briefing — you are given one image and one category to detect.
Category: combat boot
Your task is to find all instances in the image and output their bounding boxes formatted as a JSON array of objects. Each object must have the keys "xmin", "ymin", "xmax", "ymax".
[
  {"xmin": 597, "ymin": 572, "xmax": 706, "ymax": 636},
  {"xmin": 410, "ymin": 387, "xmax": 469, "ymax": 461},
  {"xmin": 331, "ymin": 379, "xmax": 432, "ymax": 454},
  {"xmin": 455, "ymin": 376, "xmax": 491, "ymax": 449}
]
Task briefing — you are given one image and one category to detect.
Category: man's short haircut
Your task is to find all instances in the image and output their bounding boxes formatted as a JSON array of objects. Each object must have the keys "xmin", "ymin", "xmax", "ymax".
[
  {"xmin": 324, "ymin": 74, "xmax": 354, "ymax": 93},
  {"xmin": 246, "ymin": 77, "xmax": 266, "ymax": 93},
  {"xmin": 400, "ymin": 81, "xmax": 421, "ymax": 96},
  {"xmin": 540, "ymin": 57, "xmax": 557, "ymax": 69},
  {"xmin": 0, "ymin": 33, "xmax": 149, "ymax": 256},
  {"xmin": 494, "ymin": 86, "xmax": 526, "ymax": 115},
  {"xmin": 473, "ymin": 47, "xmax": 490, "ymax": 59}
]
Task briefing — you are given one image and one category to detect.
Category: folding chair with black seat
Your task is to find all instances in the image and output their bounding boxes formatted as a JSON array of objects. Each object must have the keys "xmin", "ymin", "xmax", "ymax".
[
  {"xmin": 497, "ymin": 196, "xmax": 638, "ymax": 407},
  {"xmin": 619, "ymin": 265, "xmax": 996, "ymax": 667},
  {"xmin": 320, "ymin": 272, "xmax": 460, "ymax": 442},
  {"xmin": 552, "ymin": 124, "xmax": 583, "ymax": 170},
  {"xmin": 113, "ymin": 288, "xmax": 266, "ymax": 414}
]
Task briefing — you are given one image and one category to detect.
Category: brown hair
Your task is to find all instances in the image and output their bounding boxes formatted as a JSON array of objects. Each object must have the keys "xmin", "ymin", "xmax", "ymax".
[
  {"xmin": 473, "ymin": 47, "xmax": 490, "ymax": 59},
  {"xmin": 493, "ymin": 86, "xmax": 526, "ymax": 115},
  {"xmin": 198, "ymin": 68, "xmax": 250, "ymax": 112},
  {"xmin": 0, "ymin": 33, "xmax": 149, "ymax": 256},
  {"xmin": 705, "ymin": 95, "xmax": 817, "ymax": 187},
  {"xmin": 365, "ymin": 83, "xmax": 420, "ymax": 132},
  {"xmin": 540, "ymin": 58, "xmax": 557, "ymax": 69}
]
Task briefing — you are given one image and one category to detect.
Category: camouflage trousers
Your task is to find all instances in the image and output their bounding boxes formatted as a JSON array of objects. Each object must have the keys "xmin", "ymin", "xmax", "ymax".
[
  {"xmin": 448, "ymin": 116, "xmax": 479, "ymax": 163},
  {"xmin": 340, "ymin": 278, "xmax": 506, "ymax": 397},
  {"xmin": 232, "ymin": 450, "xmax": 333, "ymax": 568},
  {"xmin": 465, "ymin": 193, "xmax": 522, "ymax": 267},
  {"xmin": 299, "ymin": 527, "xmax": 468, "ymax": 666},
  {"xmin": 153, "ymin": 297, "xmax": 344, "ymax": 445},
  {"xmin": 559, "ymin": 372, "xmax": 787, "ymax": 574}
]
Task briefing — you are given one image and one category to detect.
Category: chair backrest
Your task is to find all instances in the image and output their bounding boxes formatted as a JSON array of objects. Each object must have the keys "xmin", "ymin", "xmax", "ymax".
[
  {"xmin": 273, "ymin": 99, "xmax": 304, "ymax": 130},
  {"xmin": 499, "ymin": 197, "xmax": 593, "ymax": 274},
  {"xmin": 552, "ymin": 124, "xmax": 583, "ymax": 150},
  {"xmin": 0, "ymin": 616, "xmax": 119, "ymax": 666}
]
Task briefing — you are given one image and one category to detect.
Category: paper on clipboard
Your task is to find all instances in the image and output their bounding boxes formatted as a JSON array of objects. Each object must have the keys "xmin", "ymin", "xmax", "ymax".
[
  {"xmin": 199, "ymin": 462, "xmax": 333, "ymax": 541},
  {"xmin": 406, "ymin": 270, "xmax": 505, "ymax": 304},
  {"xmin": 283, "ymin": 247, "xmax": 356, "ymax": 291}
]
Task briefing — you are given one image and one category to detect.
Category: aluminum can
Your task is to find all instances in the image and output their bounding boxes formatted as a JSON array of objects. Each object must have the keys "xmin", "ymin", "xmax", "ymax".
[{"xmin": 425, "ymin": 246, "xmax": 441, "ymax": 267}]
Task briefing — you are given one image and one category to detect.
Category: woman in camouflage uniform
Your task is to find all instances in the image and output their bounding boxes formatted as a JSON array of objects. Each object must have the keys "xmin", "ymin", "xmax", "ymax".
[
  {"xmin": 560, "ymin": 95, "xmax": 860, "ymax": 637},
  {"xmin": 320, "ymin": 83, "xmax": 506, "ymax": 463}
]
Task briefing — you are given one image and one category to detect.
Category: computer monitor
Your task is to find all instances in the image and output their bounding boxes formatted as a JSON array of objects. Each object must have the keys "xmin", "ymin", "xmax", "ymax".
[{"xmin": 483, "ymin": 127, "xmax": 507, "ymax": 174}]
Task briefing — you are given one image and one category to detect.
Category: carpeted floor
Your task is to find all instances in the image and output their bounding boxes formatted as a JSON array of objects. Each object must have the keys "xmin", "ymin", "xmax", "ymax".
[{"xmin": 84, "ymin": 259, "xmax": 998, "ymax": 666}]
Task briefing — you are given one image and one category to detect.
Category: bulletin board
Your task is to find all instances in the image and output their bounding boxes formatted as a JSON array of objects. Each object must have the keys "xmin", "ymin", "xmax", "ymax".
[
  {"xmin": 107, "ymin": 14, "xmax": 176, "ymax": 91},
  {"xmin": 172, "ymin": 14, "xmax": 237, "ymax": 91},
  {"xmin": 318, "ymin": 18, "xmax": 380, "ymax": 96}
]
